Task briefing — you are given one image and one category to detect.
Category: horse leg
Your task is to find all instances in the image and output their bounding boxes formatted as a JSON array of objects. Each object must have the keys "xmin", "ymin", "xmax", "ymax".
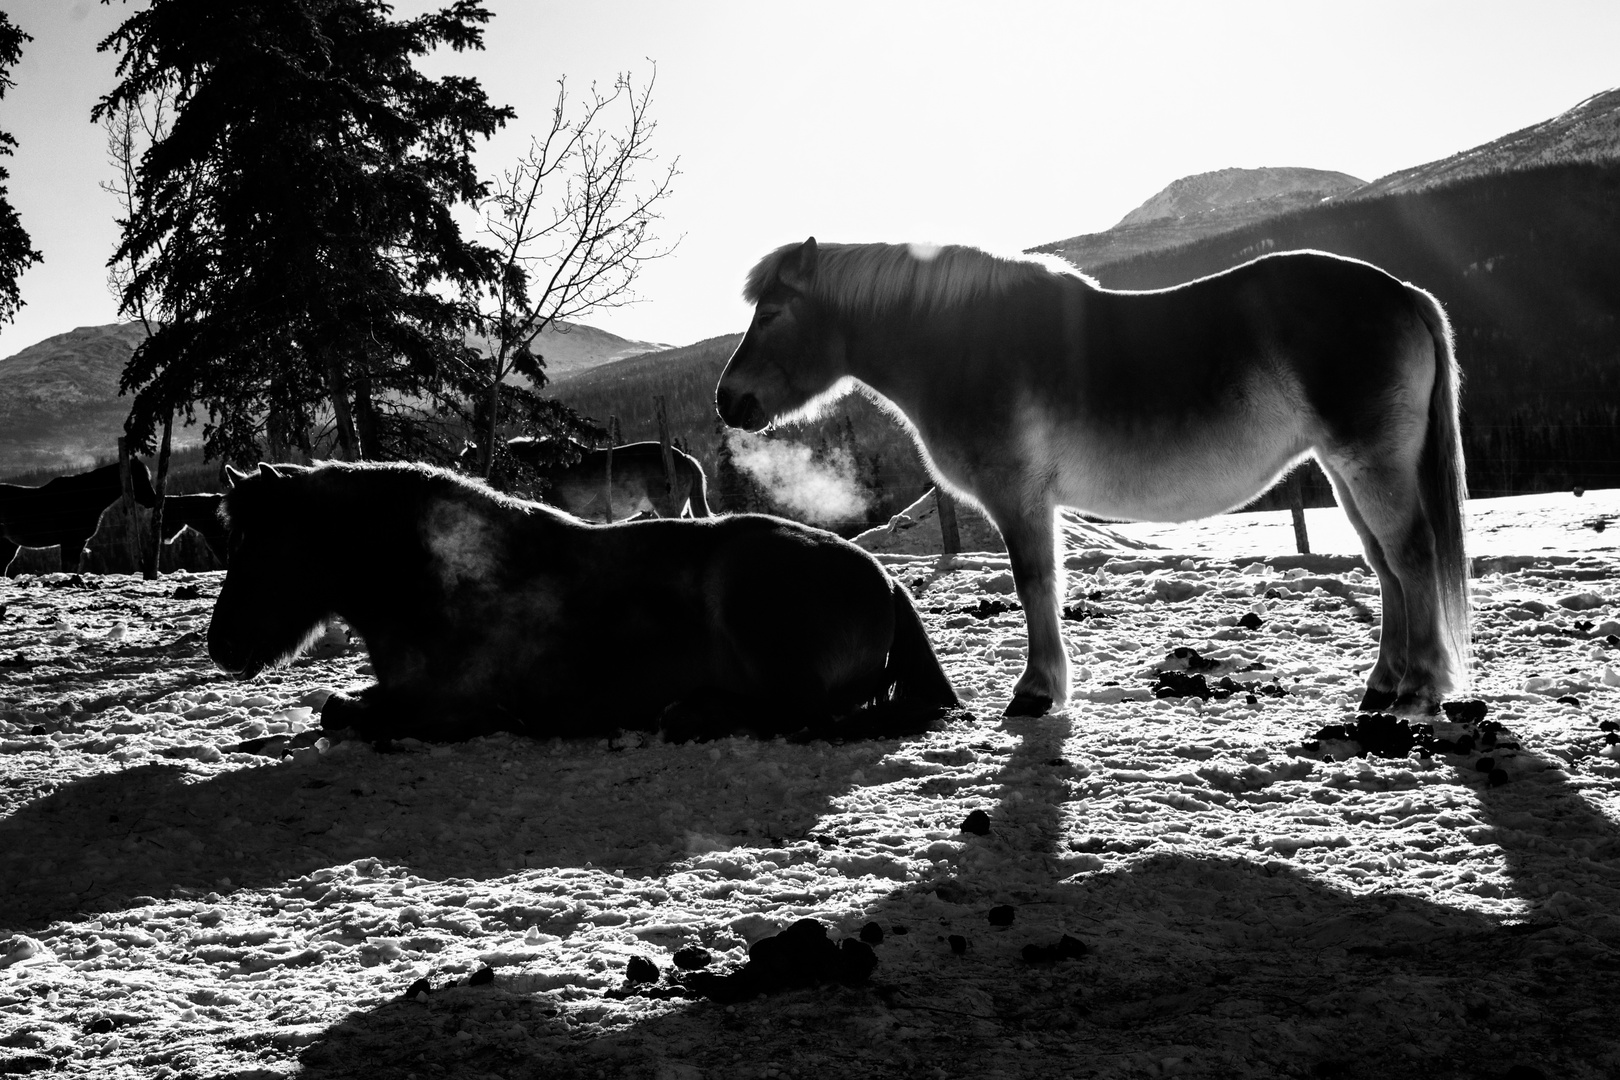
[
  {"xmin": 0, "ymin": 537, "xmax": 16, "ymax": 577},
  {"xmin": 1322, "ymin": 454, "xmax": 1450, "ymax": 713},
  {"xmin": 60, "ymin": 541, "xmax": 84, "ymax": 574},
  {"xmin": 1319, "ymin": 459, "xmax": 1406, "ymax": 711},
  {"xmin": 982, "ymin": 494, "xmax": 1067, "ymax": 716}
]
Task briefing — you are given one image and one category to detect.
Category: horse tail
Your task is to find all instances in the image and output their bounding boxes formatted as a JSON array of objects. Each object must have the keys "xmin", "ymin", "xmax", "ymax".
[
  {"xmin": 1411, "ymin": 285, "xmax": 1471, "ymax": 689},
  {"xmin": 686, "ymin": 454, "xmax": 713, "ymax": 517},
  {"xmin": 884, "ymin": 580, "xmax": 958, "ymax": 708}
]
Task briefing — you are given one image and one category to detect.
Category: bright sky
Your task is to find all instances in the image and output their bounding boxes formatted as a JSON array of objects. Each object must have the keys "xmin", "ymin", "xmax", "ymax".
[{"xmin": 1, "ymin": 0, "xmax": 1617, "ymax": 361}]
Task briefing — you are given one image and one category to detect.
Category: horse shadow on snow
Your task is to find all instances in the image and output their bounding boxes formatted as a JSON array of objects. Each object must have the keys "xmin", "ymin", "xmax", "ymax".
[{"xmin": 277, "ymin": 710, "xmax": 1620, "ymax": 1080}]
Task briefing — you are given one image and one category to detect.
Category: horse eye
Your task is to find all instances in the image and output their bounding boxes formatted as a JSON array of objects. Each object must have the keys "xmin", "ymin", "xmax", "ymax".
[{"xmin": 757, "ymin": 308, "xmax": 781, "ymax": 325}]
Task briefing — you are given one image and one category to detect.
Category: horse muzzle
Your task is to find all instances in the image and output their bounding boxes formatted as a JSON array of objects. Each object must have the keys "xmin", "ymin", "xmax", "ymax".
[
  {"xmin": 206, "ymin": 624, "xmax": 264, "ymax": 680},
  {"xmin": 716, "ymin": 386, "xmax": 770, "ymax": 432}
]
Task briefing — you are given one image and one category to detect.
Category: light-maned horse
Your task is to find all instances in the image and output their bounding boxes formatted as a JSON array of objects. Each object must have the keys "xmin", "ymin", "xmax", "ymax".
[
  {"xmin": 207, "ymin": 461, "xmax": 956, "ymax": 741},
  {"xmin": 717, "ymin": 238, "xmax": 1469, "ymax": 718},
  {"xmin": 1, "ymin": 461, "xmax": 158, "ymax": 574},
  {"xmin": 510, "ymin": 438, "xmax": 713, "ymax": 522}
]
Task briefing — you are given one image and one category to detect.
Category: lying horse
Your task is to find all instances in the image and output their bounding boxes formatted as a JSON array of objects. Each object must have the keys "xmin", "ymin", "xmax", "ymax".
[
  {"xmin": 718, "ymin": 238, "xmax": 1469, "ymax": 717},
  {"xmin": 510, "ymin": 437, "xmax": 712, "ymax": 522},
  {"xmin": 158, "ymin": 493, "xmax": 228, "ymax": 566},
  {"xmin": 1, "ymin": 460, "xmax": 158, "ymax": 574},
  {"xmin": 207, "ymin": 461, "xmax": 956, "ymax": 740}
]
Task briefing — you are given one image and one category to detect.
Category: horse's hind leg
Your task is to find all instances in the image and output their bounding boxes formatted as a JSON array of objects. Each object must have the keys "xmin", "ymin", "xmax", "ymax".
[
  {"xmin": 1321, "ymin": 453, "xmax": 1450, "ymax": 713},
  {"xmin": 1319, "ymin": 459, "xmax": 1406, "ymax": 710},
  {"xmin": 0, "ymin": 538, "xmax": 16, "ymax": 577},
  {"xmin": 982, "ymin": 495, "xmax": 1067, "ymax": 717}
]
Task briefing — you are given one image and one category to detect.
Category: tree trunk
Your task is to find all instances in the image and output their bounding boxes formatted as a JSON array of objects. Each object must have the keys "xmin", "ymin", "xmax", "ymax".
[
  {"xmin": 353, "ymin": 372, "xmax": 379, "ymax": 461},
  {"xmin": 482, "ymin": 356, "xmax": 501, "ymax": 479},
  {"xmin": 326, "ymin": 358, "xmax": 359, "ymax": 461}
]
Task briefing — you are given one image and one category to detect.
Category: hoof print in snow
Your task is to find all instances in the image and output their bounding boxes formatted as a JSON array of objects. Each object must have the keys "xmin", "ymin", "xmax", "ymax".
[
  {"xmin": 467, "ymin": 965, "xmax": 494, "ymax": 987},
  {"xmin": 1557, "ymin": 695, "xmax": 1581, "ymax": 707},
  {"xmin": 960, "ymin": 809, "xmax": 991, "ymax": 835},
  {"xmin": 1021, "ymin": 934, "xmax": 1089, "ymax": 964},
  {"xmin": 681, "ymin": 919, "xmax": 877, "ymax": 1003},
  {"xmin": 626, "ymin": 955, "xmax": 660, "ymax": 984},
  {"xmin": 859, "ymin": 922, "xmax": 884, "ymax": 945},
  {"xmin": 1238, "ymin": 611, "xmax": 1264, "ymax": 630},
  {"xmin": 403, "ymin": 977, "xmax": 432, "ymax": 1001},
  {"xmin": 987, "ymin": 905, "xmax": 1016, "ymax": 927},
  {"xmin": 171, "ymin": 584, "xmax": 201, "ymax": 600},
  {"xmin": 948, "ymin": 934, "xmax": 968, "ymax": 955}
]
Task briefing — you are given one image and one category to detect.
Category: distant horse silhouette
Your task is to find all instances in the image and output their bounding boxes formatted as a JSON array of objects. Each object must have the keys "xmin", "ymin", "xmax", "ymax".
[
  {"xmin": 503, "ymin": 437, "xmax": 712, "ymax": 522},
  {"xmin": 1, "ymin": 461, "xmax": 158, "ymax": 574},
  {"xmin": 158, "ymin": 493, "xmax": 228, "ymax": 566},
  {"xmin": 207, "ymin": 461, "xmax": 955, "ymax": 740},
  {"xmin": 718, "ymin": 239, "xmax": 1468, "ymax": 717}
]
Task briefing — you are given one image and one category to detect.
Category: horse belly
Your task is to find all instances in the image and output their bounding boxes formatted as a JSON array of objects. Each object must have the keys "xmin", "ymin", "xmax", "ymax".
[{"xmin": 1045, "ymin": 398, "xmax": 1308, "ymax": 524}]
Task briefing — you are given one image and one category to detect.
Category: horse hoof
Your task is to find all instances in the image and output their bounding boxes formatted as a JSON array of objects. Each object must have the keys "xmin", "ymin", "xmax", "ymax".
[
  {"xmin": 1392, "ymin": 691, "xmax": 1442, "ymax": 717},
  {"xmin": 1003, "ymin": 692, "xmax": 1053, "ymax": 718},
  {"xmin": 1358, "ymin": 686, "xmax": 1398, "ymax": 713},
  {"xmin": 320, "ymin": 692, "xmax": 371, "ymax": 733}
]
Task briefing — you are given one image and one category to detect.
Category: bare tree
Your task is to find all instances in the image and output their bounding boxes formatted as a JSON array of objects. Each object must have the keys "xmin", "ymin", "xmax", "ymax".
[
  {"xmin": 102, "ymin": 89, "xmax": 180, "ymax": 578},
  {"xmin": 469, "ymin": 69, "xmax": 679, "ymax": 478}
]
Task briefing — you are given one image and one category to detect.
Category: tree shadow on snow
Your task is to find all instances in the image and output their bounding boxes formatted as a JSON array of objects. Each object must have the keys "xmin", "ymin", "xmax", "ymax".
[{"xmin": 291, "ymin": 710, "xmax": 1620, "ymax": 1080}]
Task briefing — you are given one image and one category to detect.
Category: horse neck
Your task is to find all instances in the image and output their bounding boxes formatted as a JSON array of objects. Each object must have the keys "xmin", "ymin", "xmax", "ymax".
[{"xmin": 836, "ymin": 306, "xmax": 956, "ymax": 417}]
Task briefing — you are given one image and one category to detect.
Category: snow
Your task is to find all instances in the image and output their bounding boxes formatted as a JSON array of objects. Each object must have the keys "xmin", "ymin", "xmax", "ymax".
[{"xmin": 3, "ymin": 490, "xmax": 1619, "ymax": 1079}]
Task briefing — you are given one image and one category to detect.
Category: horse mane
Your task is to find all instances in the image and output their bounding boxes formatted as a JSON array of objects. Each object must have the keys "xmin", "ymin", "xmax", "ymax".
[
  {"xmin": 220, "ymin": 459, "xmax": 572, "ymax": 532},
  {"xmin": 743, "ymin": 241, "xmax": 1096, "ymax": 320}
]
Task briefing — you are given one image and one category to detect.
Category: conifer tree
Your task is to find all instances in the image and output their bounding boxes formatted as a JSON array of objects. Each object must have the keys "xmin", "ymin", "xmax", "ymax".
[
  {"xmin": 96, "ymin": 0, "xmax": 511, "ymax": 462},
  {"xmin": 0, "ymin": 12, "xmax": 42, "ymax": 326}
]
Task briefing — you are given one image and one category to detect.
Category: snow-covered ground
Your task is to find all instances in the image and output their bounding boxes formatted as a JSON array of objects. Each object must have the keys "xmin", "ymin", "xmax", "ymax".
[{"xmin": 3, "ymin": 491, "xmax": 1619, "ymax": 1079}]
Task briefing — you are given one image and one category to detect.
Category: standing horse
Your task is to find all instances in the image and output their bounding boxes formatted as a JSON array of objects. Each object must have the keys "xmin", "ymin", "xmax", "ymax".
[
  {"xmin": 207, "ymin": 461, "xmax": 955, "ymax": 740},
  {"xmin": 158, "ymin": 493, "xmax": 228, "ymax": 566},
  {"xmin": 1, "ymin": 461, "xmax": 158, "ymax": 574},
  {"xmin": 505, "ymin": 437, "xmax": 713, "ymax": 521},
  {"xmin": 717, "ymin": 239, "xmax": 1468, "ymax": 717}
]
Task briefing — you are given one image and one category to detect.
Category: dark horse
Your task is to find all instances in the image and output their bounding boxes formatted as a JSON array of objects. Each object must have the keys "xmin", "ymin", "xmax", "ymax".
[
  {"xmin": 207, "ymin": 461, "xmax": 956, "ymax": 740},
  {"xmin": 158, "ymin": 493, "xmax": 228, "ymax": 566},
  {"xmin": 1, "ymin": 461, "xmax": 158, "ymax": 574},
  {"xmin": 509, "ymin": 437, "xmax": 712, "ymax": 522},
  {"xmin": 718, "ymin": 239, "xmax": 1469, "ymax": 717}
]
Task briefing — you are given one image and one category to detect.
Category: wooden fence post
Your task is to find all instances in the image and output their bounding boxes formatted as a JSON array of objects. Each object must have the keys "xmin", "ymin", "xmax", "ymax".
[
  {"xmin": 936, "ymin": 487, "xmax": 961, "ymax": 556},
  {"xmin": 1287, "ymin": 468, "xmax": 1310, "ymax": 555},
  {"xmin": 143, "ymin": 412, "xmax": 173, "ymax": 580},
  {"xmin": 116, "ymin": 436, "xmax": 144, "ymax": 574},
  {"xmin": 603, "ymin": 415, "xmax": 620, "ymax": 523},
  {"xmin": 655, "ymin": 395, "xmax": 677, "ymax": 502}
]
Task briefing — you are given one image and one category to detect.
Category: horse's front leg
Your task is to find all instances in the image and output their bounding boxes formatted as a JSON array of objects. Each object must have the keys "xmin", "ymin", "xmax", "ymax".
[{"xmin": 984, "ymin": 496, "xmax": 1068, "ymax": 716}]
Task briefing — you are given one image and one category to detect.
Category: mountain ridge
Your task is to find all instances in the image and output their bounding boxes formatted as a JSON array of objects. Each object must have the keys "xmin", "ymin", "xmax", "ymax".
[
  {"xmin": 0, "ymin": 320, "xmax": 663, "ymax": 477},
  {"xmin": 1033, "ymin": 85, "xmax": 1620, "ymax": 271}
]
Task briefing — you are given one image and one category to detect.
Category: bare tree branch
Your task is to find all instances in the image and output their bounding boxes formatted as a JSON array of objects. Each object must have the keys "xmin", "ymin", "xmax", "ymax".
[{"xmin": 467, "ymin": 68, "xmax": 680, "ymax": 476}]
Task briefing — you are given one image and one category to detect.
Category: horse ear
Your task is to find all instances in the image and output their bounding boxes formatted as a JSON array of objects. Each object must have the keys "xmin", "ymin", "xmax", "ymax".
[
  {"xmin": 224, "ymin": 465, "xmax": 251, "ymax": 489},
  {"xmin": 779, "ymin": 236, "xmax": 819, "ymax": 290},
  {"xmin": 256, "ymin": 462, "xmax": 285, "ymax": 481}
]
